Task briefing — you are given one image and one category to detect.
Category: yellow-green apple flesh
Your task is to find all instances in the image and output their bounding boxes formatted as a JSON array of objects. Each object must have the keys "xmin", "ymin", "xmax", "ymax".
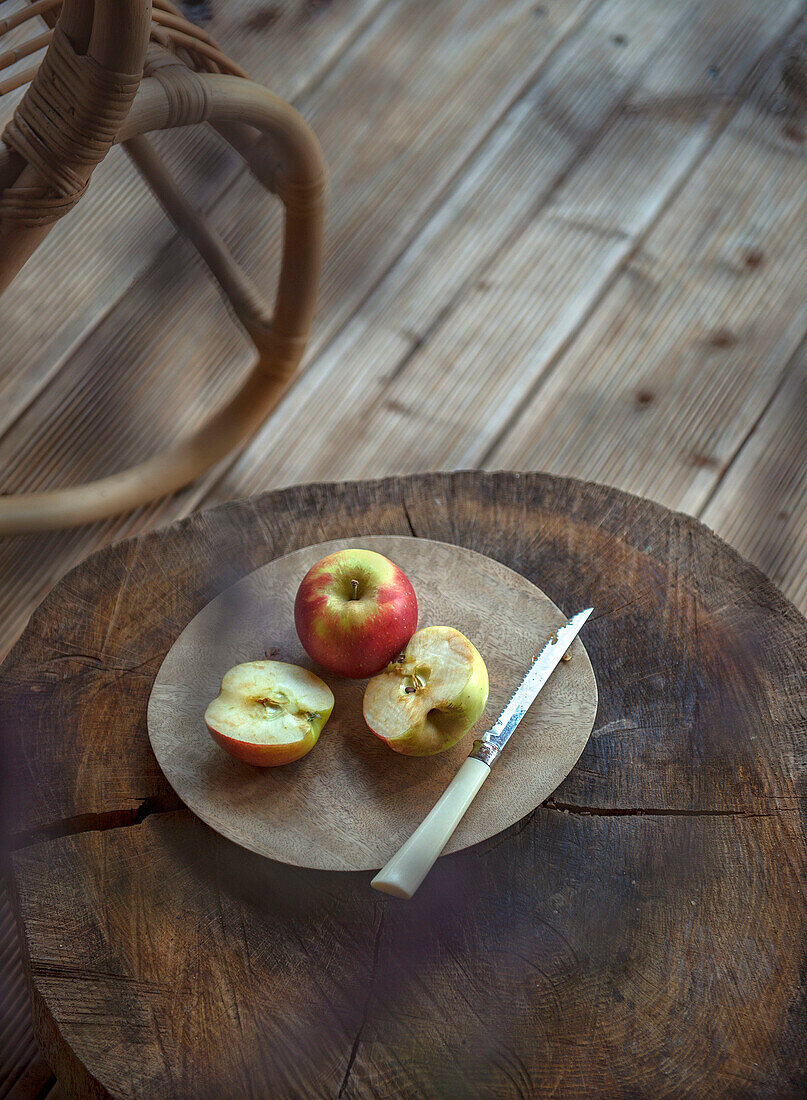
[
  {"xmin": 205, "ymin": 661, "xmax": 334, "ymax": 767},
  {"xmin": 294, "ymin": 549, "xmax": 418, "ymax": 678},
  {"xmin": 362, "ymin": 626, "xmax": 489, "ymax": 755}
]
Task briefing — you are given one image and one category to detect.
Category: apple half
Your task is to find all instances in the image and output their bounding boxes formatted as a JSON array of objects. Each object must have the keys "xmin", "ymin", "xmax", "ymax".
[
  {"xmin": 205, "ymin": 660, "xmax": 334, "ymax": 767},
  {"xmin": 363, "ymin": 626, "xmax": 489, "ymax": 756}
]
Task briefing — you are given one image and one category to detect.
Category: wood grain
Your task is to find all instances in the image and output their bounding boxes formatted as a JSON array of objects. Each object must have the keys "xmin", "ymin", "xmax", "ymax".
[
  {"xmin": 210, "ymin": 0, "xmax": 798, "ymax": 500},
  {"xmin": 701, "ymin": 337, "xmax": 807, "ymax": 611},
  {"xmin": 1, "ymin": 471, "xmax": 805, "ymax": 1097},
  {"xmin": 0, "ymin": 0, "xmax": 594, "ymax": 441},
  {"xmin": 0, "ymin": 0, "xmax": 597, "ymax": 658},
  {"xmin": 0, "ymin": 884, "xmax": 46, "ymax": 1098},
  {"xmin": 489, "ymin": 31, "xmax": 807, "ymax": 514},
  {"xmin": 148, "ymin": 536, "xmax": 597, "ymax": 870},
  {"xmin": 2, "ymin": 0, "xmax": 799, "ymax": 672}
]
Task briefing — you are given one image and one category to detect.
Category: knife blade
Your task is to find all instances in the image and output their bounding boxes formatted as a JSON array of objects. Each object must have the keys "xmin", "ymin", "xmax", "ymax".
[
  {"xmin": 473, "ymin": 605, "xmax": 594, "ymax": 763},
  {"xmin": 371, "ymin": 607, "xmax": 594, "ymax": 898}
]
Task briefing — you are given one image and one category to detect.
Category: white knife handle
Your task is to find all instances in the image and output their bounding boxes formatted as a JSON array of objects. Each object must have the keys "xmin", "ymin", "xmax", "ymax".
[{"xmin": 371, "ymin": 756, "xmax": 491, "ymax": 898}]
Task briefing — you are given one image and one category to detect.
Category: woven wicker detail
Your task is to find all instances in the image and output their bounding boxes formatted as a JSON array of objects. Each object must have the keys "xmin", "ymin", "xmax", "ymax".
[
  {"xmin": 0, "ymin": 181, "xmax": 88, "ymax": 228},
  {"xmin": 275, "ymin": 173, "xmax": 328, "ymax": 215},
  {"xmin": 251, "ymin": 328, "xmax": 310, "ymax": 377},
  {"xmin": 145, "ymin": 47, "xmax": 210, "ymax": 129},
  {"xmin": 0, "ymin": 25, "xmax": 140, "ymax": 228}
]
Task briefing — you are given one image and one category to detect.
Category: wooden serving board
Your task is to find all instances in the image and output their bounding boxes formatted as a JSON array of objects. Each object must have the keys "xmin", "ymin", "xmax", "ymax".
[
  {"xmin": 148, "ymin": 536, "xmax": 597, "ymax": 871},
  {"xmin": 3, "ymin": 473, "xmax": 804, "ymax": 1098}
]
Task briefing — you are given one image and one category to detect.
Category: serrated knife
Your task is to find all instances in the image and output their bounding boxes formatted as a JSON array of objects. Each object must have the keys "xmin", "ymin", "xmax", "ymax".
[{"xmin": 371, "ymin": 607, "xmax": 594, "ymax": 898}]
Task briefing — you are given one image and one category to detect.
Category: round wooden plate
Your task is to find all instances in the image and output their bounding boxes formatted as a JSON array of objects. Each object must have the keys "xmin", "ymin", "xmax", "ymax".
[{"xmin": 147, "ymin": 536, "xmax": 597, "ymax": 871}]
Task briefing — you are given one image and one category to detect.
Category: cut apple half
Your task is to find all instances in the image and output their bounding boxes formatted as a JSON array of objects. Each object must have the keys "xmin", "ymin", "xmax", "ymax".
[
  {"xmin": 205, "ymin": 660, "xmax": 334, "ymax": 767},
  {"xmin": 363, "ymin": 626, "xmax": 489, "ymax": 756}
]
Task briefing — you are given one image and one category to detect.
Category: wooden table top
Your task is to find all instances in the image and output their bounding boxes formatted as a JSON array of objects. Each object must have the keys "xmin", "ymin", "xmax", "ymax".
[
  {"xmin": 1, "ymin": 0, "xmax": 806, "ymax": 1094},
  {"xmin": 2, "ymin": 472, "xmax": 805, "ymax": 1097}
]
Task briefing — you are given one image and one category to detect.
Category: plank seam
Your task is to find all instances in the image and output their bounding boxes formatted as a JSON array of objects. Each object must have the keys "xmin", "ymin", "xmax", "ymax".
[
  {"xmin": 695, "ymin": 326, "xmax": 807, "ymax": 520},
  {"xmin": 202, "ymin": 1, "xmax": 807, "ymax": 509}
]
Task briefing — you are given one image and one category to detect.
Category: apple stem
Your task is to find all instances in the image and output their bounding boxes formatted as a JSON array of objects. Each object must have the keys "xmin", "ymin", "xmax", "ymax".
[{"xmin": 350, "ymin": 579, "xmax": 360, "ymax": 600}]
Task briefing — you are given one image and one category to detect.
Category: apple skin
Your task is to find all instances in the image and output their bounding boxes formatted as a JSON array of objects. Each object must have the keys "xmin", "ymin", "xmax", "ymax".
[
  {"xmin": 206, "ymin": 724, "xmax": 318, "ymax": 768},
  {"xmin": 363, "ymin": 625, "xmax": 489, "ymax": 756},
  {"xmin": 294, "ymin": 549, "xmax": 418, "ymax": 678}
]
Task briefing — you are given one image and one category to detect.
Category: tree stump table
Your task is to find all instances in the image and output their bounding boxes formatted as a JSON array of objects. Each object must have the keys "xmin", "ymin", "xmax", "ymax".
[{"xmin": 1, "ymin": 472, "xmax": 805, "ymax": 1098}]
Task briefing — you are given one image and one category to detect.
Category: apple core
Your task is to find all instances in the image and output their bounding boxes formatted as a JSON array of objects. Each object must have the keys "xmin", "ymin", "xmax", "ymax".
[{"xmin": 363, "ymin": 626, "xmax": 489, "ymax": 755}]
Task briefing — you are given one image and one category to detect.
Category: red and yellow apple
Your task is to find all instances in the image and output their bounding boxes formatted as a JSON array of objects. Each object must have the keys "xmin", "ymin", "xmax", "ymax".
[
  {"xmin": 294, "ymin": 548, "xmax": 418, "ymax": 678},
  {"xmin": 363, "ymin": 625, "xmax": 489, "ymax": 755},
  {"xmin": 205, "ymin": 660, "xmax": 334, "ymax": 767}
]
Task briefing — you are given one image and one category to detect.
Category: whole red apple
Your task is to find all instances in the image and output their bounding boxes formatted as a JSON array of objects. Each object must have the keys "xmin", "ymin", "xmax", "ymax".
[{"xmin": 294, "ymin": 548, "xmax": 418, "ymax": 678}]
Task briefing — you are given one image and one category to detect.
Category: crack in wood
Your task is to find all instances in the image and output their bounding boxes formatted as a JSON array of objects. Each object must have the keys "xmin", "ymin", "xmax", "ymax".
[
  {"xmin": 543, "ymin": 797, "xmax": 788, "ymax": 818},
  {"xmin": 337, "ymin": 905, "xmax": 385, "ymax": 1099},
  {"xmin": 9, "ymin": 791, "xmax": 790, "ymax": 855},
  {"xmin": 401, "ymin": 496, "xmax": 417, "ymax": 538},
  {"xmin": 482, "ymin": 798, "xmax": 783, "ymax": 857},
  {"xmin": 28, "ymin": 651, "xmax": 164, "ymax": 681},
  {"xmin": 8, "ymin": 794, "xmax": 183, "ymax": 851}
]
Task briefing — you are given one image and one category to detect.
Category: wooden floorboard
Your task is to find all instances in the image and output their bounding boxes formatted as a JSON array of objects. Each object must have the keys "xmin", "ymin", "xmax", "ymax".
[
  {"xmin": 0, "ymin": 879, "xmax": 47, "ymax": 1100},
  {"xmin": 2, "ymin": 1058, "xmax": 53, "ymax": 1100},
  {"xmin": 207, "ymin": 0, "xmax": 755, "ymax": 495},
  {"xmin": 488, "ymin": 80, "xmax": 807, "ymax": 523},
  {"xmin": 700, "ymin": 336, "xmax": 807, "ymax": 611},
  {"xmin": 205, "ymin": 0, "xmax": 804, "ymax": 514}
]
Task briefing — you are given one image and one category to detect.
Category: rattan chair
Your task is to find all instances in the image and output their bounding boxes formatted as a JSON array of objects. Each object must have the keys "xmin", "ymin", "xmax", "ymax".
[{"xmin": 0, "ymin": 0, "xmax": 325, "ymax": 534}]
